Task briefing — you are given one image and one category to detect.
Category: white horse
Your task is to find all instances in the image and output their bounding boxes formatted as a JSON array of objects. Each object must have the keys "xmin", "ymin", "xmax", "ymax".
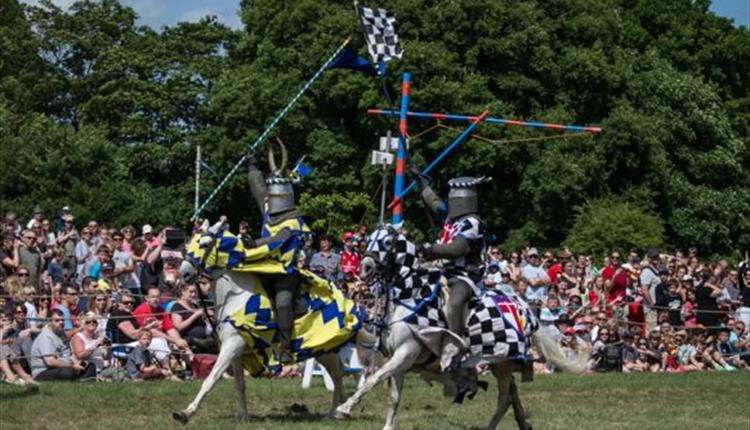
[
  {"xmin": 334, "ymin": 227, "xmax": 589, "ymax": 430},
  {"xmin": 173, "ymin": 224, "xmax": 371, "ymax": 424}
]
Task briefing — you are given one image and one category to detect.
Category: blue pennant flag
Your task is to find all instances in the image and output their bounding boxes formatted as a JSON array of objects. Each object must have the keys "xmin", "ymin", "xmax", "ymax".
[
  {"xmin": 292, "ymin": 158, "xmax": 312, "ymax": 178},
  {"xmin": 328, "ymin": 47, "xmax": 378, "ymax": 76}
]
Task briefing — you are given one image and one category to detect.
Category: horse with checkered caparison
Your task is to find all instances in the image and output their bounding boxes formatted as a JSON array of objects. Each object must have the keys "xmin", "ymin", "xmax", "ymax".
[{"xmin": 333, "ymin": 225, "xmax": 589, "ymax": 430}]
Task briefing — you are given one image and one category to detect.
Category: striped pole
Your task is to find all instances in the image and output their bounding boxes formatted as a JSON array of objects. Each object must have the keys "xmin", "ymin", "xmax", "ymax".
[
  {"xmin": 391, "ymin": 72, "xmax": 411, "ymax": 225},
  {"xmin": 387, "ymin": 110, "xmax": 490, "ymax": 210},
  {"xmin": 367, "ymin": 109, "xmax": 602, "ymax": 133},
  {"xmin": 191, "ymin": 38, "xmax": 351, "ymax": 221}
]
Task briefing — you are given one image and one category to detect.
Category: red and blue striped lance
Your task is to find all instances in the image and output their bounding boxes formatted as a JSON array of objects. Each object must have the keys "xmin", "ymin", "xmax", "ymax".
[
  {"xmin": 392, "ymin": 72, "xmax": 411, "ymax": 225},
  {"xmin": 367, "ymin": 109, "xmax": 602, "ymax": 133}
]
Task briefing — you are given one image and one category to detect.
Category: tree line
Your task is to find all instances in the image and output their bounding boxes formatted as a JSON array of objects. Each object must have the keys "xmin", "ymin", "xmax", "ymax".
[{"xmin": 0, "ymin": 0, "xmax": 747, "ymax": 258}]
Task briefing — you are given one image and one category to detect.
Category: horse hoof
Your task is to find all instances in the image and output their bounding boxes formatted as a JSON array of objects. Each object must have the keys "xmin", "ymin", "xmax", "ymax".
[
  {"xmin": 172, "ymin": 411, "xmax": 189, "ymax": 425},
  {"xmin": 331, "ymin": 408, "xmax": 350, "ymax": 420}
]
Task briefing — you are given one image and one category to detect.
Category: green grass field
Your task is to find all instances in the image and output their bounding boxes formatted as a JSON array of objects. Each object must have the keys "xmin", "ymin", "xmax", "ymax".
[{"xmin": 1, "ymin": 372, "xmax": 748, "ymax": 430}]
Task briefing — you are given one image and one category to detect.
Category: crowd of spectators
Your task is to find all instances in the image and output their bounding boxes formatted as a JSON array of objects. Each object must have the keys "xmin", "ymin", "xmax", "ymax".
[
  {"xmin": 0, "ymin": 206, "xmax": 748, "ymax": 386},
  {"xmin": 479, "ymin": 246, "xmax": 750, "ymax": 373}
]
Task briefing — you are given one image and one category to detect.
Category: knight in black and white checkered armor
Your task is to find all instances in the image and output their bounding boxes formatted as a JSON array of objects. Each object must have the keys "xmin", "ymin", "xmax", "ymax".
[{"xmin": 415, "ymin": 174, "xmax": 490, "ymax": 343}]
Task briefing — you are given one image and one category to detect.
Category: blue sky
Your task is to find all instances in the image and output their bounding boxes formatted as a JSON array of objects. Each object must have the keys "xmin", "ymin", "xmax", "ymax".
[{"xmin": 20, "ymin": 0, "xmax": 750, "ymax": 29}]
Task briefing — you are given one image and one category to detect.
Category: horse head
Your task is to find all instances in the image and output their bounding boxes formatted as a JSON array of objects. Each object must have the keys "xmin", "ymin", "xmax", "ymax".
[
  {"xmin": 361, "ymin": 225, "xmax": 421, "ymax": 285},
  {"xmin": 181, "ymin": 217, "xmax": 227, "ymax": 284}
]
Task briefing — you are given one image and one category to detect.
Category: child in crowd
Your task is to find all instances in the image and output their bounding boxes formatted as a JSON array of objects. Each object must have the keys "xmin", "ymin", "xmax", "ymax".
[{"xmin": 125, "ymin": 330, "xmax": 178, "ymax": 381}]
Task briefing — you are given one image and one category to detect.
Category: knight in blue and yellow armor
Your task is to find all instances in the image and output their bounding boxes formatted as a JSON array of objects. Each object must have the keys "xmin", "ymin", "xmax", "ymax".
[{"xmin": 245, "ymin": 141, "xmax": 311, "ymax": 364}]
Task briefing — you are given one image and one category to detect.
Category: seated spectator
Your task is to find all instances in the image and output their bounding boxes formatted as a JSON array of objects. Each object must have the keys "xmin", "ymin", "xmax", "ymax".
[
  {"xmin": 34, "ymin": 294, "xmax": 50, "ymax": 329},
  {"xmin": 20, "ymin": 287, "xmax": 39, "ymax": 327},
  {"xmin": 637, "ymin": 334, "xmax": 662, "ymax": 372},
  {"xmin": 170, "ymin": 284, "xmax": 215, "ymax": 352},
  {"xmin": 699, "ymin": 330, "xmax": 734, "ymax": 371},
  {"xmin": 55, "ymin": 283, "xmax": 79, "ymax": 337},
  {"xmin": 674, "ymin": 330, "xmax": 701, "ymax": 372},
  {"xmin": 592, "ymin": 329, "xmax": 622, "ymax": 372},
  {"xmin": 715, "ymin": 329, "xmax": 746, "ymax": 370},
  {"xmin": 30, "ymin": 309, "xmax": 96, "ymax": 381},
  {"xmin": 71, "ymin": 311, "xmax": 108, "ymax": 376},
  {"xmin": 133, "ymin": 285, "xmax": 189, "ymax": 352},
  {"xmin": 621, "ymin": 332, "xmax": 647, "ymax": 372},
  {"xmin": 87, "ymin": 291, "xmax": 110, "ymax": 335},
  {"xmin": 107, "ymin": 293, "xmax": 139, "ymax": 345},
  {"xmin": 107, "ymin": 292, "xmax": 174, "ymax": 367},
  {"xmin": 0, "ymin": 310, "xmax": 37, "ymax": 386},
  {"xmin": 126, "ymin": 330, "xmax": 177, "ymax": 381}
]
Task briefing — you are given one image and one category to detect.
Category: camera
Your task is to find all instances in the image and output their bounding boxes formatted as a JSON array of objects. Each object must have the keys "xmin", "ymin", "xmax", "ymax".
[{"xmin": 164, "ymin": 228, "xmax": 186, "ymax": 249}]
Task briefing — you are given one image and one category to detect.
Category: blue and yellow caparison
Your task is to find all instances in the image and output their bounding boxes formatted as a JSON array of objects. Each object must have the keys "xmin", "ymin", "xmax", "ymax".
[{"xmin": 186, "ymin": 230, "xmax": 362, "ymax": 375}]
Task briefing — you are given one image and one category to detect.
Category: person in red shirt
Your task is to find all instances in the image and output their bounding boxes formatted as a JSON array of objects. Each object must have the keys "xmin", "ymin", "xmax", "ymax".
[
  {"xmin": 339, "ymin": 231, "xmax": 360, "ymax": 278},
  {"xmin": 132, "ymin": 285, "xmax": 188, "ymax": 351},
  {"xmin": 601, "ymin": 250, "xmax": 629, "ymax": 305},
  {"xmin": 547, "ymin": 249, "xmax": 572, "ymax": 286}
]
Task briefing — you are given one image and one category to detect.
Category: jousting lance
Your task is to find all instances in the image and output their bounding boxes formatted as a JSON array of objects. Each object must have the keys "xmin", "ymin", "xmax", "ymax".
[{"xmin": 368, "ymin": 109, "xmax": 602, "ymax": 133}]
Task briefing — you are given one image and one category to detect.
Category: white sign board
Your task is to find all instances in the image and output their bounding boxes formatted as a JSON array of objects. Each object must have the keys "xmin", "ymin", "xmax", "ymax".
[
  {"xmin": 379, "ymin": 136, "xmax": 401, "ymax": 152},
  {"xmin": 371, "ymin": 150, "xmax": 394, "ymax": 165}
]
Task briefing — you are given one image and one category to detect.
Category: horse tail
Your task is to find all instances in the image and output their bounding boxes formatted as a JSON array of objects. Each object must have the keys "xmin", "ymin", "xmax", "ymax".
[{"xmin": 531, "ymin": 329, "xmax": 589, "ymax": 374}]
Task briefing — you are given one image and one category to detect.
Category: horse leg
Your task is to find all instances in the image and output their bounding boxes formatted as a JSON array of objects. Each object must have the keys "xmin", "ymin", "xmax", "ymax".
[
  {"xmin": 486, "ymin": 363, "xmax": 513, "ymax": 430},
  {"xmin": 383, "ymin": 373, "xmax": 405, "ymax": 430},
  {"xmin": 173, "ymin": 333, "xmax": 246, "ymax": 424},
  {"xmin": 317, "ymin": 352, "xmax": 347, "ymax": 415},
  {"xmin": 232, "ymin": 356, "xmax": 248, "ymax": 420},
  {"xmin": 509, "ymin": 378, "xmax": 532, "ymax": 430},
  {"xmin": 334, "ymin": 338, "xmax": 420, "ymax": 419}
]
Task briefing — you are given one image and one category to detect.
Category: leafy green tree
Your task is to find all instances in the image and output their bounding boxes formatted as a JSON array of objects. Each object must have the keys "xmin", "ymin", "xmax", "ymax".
[
  {"xmin": 0, "ymin": 0, "xmax": 746, "ymax": 256},
  {"xmin": 563, "ymin": 199, "xmax": 665, "ymax": 257}
]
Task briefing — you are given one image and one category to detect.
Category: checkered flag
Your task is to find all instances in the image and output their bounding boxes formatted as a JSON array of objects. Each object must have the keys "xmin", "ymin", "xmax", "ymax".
[{"xmin": 356, "ymin": 4, "xmax": 403, "ymax": 66}]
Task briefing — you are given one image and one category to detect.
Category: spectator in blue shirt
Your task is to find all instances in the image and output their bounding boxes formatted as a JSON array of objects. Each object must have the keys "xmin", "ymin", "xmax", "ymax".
[{"xmin": 309, "ymin": 235, "xmax": 341, "ymax": 281}]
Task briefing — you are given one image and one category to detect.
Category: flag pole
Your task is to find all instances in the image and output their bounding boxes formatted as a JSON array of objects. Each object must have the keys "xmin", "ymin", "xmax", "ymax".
[
  {"xmin": 192, "ymin": 37, "xmax": 351, "ymax": 221},
  {"xmin": 391, "ymin": 72, "xmax": 411, "ymax": 225},
  {"xmin": 387, "ymin": 110, "xmax": 490, "ymax": 210},
  {"xmin": 367, "ymin": 109, "xmax": 602, "ymax": 133}
]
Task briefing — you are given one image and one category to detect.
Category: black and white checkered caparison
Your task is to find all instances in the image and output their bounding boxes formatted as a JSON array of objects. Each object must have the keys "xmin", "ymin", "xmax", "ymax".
[
  {"xmin": 466, "ymin": 293, "xmax": 539, "ymax": 359},
  {"xmin": 366, "ymin": 226, "xmax": 447, "ymax": 329},
  {"xmin": 356, "ymin": 5, "xmax": 404, "ymax": 64}
]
